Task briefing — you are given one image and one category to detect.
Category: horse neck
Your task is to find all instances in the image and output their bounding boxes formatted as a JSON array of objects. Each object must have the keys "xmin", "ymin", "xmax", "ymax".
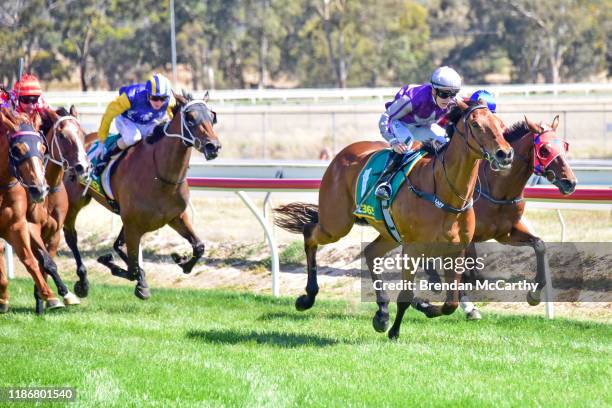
[
  {"xmin": 0, "ymin": 129, "xmax": 14, "ymax": 186},
  {"xmin": 481, "ymin": 132, "xmax": 532, "ymax": 200},
  {"xmin": 154, "ymin": 124, "xmax": 192, "ymax": 184},
  {"xmin": 45, "ymin": 132, "xmax": 64, "ymax": 190},
  {"xmin": 434, "ymin": 130, "xmax": 481, "ymax": 209}
]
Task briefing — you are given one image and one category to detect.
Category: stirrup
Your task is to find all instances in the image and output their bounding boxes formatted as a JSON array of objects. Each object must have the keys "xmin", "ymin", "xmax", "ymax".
[{"xmin": 375, "ymin": 182, "xmax": 392, "ymax": 200}]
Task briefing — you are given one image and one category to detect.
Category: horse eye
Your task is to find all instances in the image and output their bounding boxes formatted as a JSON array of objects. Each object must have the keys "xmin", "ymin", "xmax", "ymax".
[
  {"xmin": 471, "ymin": 122, "xmax": 480, "ymax": 129},
  {"xmin": 11, "ymin": 145, "xmax": 22, "ymax": 157},
  {"xmin": 539, "ymin": 146, "xmax": 550, "ymax": 158}
]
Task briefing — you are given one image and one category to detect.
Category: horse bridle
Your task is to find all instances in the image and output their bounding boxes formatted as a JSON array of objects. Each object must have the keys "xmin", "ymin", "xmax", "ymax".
[
  {"xmin": 163, "ymin": 100, "xmax": 217, "ymax": 152},
  {"xmin": 434, "ymin": 104, "xmax": 490, "ymax": 208},
  {"xmin": 8, "ymin": 129, "xmax": 47, "ymax": 191},
  {"xmin": 45, "ymin": 115, "xmax": 86, "ymax": 174},
  {"xmin": 479, "ymin": 126, "xmax": 569, "ymax": 205}
]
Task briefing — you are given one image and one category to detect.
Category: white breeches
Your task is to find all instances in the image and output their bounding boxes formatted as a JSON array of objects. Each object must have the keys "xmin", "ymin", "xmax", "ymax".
[
  {"xmin": 390, "ymin": 120, "xmax": 448, "ymax": 149},
  {"xmin": 115, "ymin": 116, "xmax": 157, "ymax": 149}
]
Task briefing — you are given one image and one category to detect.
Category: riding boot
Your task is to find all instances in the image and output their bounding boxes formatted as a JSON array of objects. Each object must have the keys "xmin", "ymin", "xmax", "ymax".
[
  {"xmin": 94, "ymin": 140, "xmax": 122, "ymax": 177},
  {"xmin": 375, "ymin": 152, "xmax": 406, "ymax": 200}
]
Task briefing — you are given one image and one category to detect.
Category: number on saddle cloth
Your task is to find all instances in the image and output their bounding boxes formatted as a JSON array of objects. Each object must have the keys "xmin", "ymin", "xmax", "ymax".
[{"xmin": 353, "ymin": 149, "xmax": 427, "ymax": 222}]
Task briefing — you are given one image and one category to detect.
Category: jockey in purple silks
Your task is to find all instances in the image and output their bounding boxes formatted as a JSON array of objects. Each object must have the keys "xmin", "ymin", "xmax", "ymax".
[{"xmin": 375, "ymin": 66, "xmax": 462, "ymax": 200}]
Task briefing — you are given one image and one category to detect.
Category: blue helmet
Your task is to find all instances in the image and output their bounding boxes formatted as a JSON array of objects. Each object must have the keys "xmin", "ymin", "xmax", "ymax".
[
  {"xmin": 145, "ymin": 73, "xmax": 172, "ymax": 98},
  {"xmin": 470, "ymin": 89, "xmax": 496, "ymax": 113}
]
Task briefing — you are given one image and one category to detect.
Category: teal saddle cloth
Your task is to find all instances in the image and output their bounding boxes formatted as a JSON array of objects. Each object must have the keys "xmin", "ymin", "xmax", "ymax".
[{"xmin": 353, "ymin": 149, "xmax": 427, "ymax": 222}]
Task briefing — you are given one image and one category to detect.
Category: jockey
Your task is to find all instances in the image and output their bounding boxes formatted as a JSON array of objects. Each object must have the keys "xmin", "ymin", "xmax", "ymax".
[
  {"xmin": 94, "ymin": 73, "xmax": 175, "ymax": 175},
  {"xmin": 7, "ymin": 74, "xmax": 51, "ymax": 121},
  {"xmin": 375, "ymin": 66, "xmax": 462, "ymax": 200}
]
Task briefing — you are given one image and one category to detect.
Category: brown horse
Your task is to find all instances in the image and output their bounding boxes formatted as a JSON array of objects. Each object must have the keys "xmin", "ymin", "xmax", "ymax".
[
  {"xmin": 63, "ymin": 92, "xmax": 221, "ymax": 300},
  {"xmin": 457, "ymin": 116, "xmax": 577, "ymax": 309},
  {"xmin": 274, "ymin": 100, "xmax": 513, "ymax": 339},
  {"xmin": 0, "ymin": 108, "xmax": 63, "ymax": 312},
  {"xmin": 23, "ymin": 107, "xmax": 90, "ymax": 313}
]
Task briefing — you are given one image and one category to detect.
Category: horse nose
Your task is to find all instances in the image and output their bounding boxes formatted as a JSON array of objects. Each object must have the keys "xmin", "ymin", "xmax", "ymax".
[
  {"xmin": 28, "ymin": 184, "xmax": 49, "ymax": 203},
  {"xmin": 559, "ymin": 178, "xmax": 577, "ymax": 195},
  {"xmin": 75, "ymin": 163, "xmax": 85, "ymax": 174},
  {"xmin": 204, "ymin": 142, "xmax": 220, "ymax": 159},
  {"xmin": 495, "ymin": 147, "xmax": 514, "ymax": 166}
]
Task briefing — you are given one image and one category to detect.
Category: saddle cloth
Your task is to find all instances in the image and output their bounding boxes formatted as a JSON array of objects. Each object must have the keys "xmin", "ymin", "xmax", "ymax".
[{"xmin": 353, "ymin": 149, "xmax": 426, "ymax": 222}]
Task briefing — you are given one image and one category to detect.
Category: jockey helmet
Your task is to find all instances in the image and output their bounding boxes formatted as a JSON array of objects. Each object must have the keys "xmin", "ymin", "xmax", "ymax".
[
  {"xmin": 145, "ymin": 73, "xmax": 172, "ymax": 98},
  {"xmin": 470, "ymin": 89, "xmax": 496, "ymax": 113},
  {"xmin": 430, "ymin": 66, "xmax": 461, "ymax": 92},
  {"xmin": 13, "ymin": 74, "xmax": 42, "ymax": 96}
]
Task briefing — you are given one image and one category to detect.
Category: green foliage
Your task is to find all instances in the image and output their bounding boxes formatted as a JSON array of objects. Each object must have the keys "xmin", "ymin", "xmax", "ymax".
[{"xmin": 0, "ymin": 0, "xmax": 609, "ymax": 90}]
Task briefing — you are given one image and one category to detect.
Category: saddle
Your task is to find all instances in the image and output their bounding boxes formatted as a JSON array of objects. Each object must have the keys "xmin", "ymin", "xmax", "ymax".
[
  {"xmin": 83, "ymin": 134, "xmax": 127, "ymax": 213},
  {"xmin": 353, "ymin": 149, "xmax": 426, "ymax": 238}
]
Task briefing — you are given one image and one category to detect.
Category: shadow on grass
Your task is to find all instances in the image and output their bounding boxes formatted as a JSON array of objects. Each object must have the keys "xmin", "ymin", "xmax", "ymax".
[
  {"xmin": 186, "ymin": 329, "xmax": 342, "ymax": 348},
  {"xmin": 257, "ymin": 311, "xmax": 368, "ymax": 322}
]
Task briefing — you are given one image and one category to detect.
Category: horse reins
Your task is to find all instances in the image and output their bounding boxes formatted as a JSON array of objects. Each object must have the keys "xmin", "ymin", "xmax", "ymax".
[
  {"xmin": 157, "ymin": 99, "xmax": 214, "ymax": 185},
  {"xmin": 405, "ymin": 104, "xmax": 490, "ymax": 213}
]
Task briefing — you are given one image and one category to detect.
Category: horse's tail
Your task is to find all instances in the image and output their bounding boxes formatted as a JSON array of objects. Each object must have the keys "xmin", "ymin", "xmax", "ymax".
[{"xmin": 273, "ymin": 202, "xmax": 319, "ymax": 234}]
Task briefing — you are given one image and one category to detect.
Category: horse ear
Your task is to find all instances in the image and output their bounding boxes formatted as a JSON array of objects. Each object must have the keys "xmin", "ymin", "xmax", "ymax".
[
  {"xmin": 203, "ymin": 90, "xmax": 210, "ymax": 103},
  {"xmin": 70, "ymin": 104, "xmax": 78, "ymax": 118},
  {"xmin": 524, "ymin": 116, "xmax": 540, "ymax": 133},
  {"xmin": 173, "ymin": 90, "xmax": 185, "ymax": 106},
  {"xmin": 551, "ymin": 115, "xmax": 559, "ymax": 131},
  {"xmin": 456, "ymin": 98, "xmax": 468, "ymax": 111}
]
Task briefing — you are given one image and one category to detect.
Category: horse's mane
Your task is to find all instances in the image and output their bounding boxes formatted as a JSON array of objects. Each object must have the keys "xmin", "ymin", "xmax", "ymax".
[
  {"xmin": 172, "ymin": 90, "xmax": 193, "ymax": 116},
  {"xmin": 146, "ymin": 122, "xmax": 166, "ymax": 144},
  {"xmin": 446, "ymin": 99, "xmax": 482, "ymax": 125},
  {"xmin": 503, "ymin": 120, "xmax": 530, "ymax": 143}
]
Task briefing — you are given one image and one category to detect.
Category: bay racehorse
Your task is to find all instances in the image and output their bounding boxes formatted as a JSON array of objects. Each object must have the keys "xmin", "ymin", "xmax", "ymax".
[
  {"xmin": 24, "ymin": 107, "xmax": 90, "ymax": 313},
  {"xmin": 427, "ymin": 116, "xmax": 577, "ymax": 316},
  {"xmin": 63, "ymin": 92, "xmax": 221, "ymax": 300},
  {"xmin": 0, "ymin": 107, "xmax": 64, "ymax": 312},
  {"xmin": 274, "ymin": 100, "xmax": 513, "ymax": 339}
]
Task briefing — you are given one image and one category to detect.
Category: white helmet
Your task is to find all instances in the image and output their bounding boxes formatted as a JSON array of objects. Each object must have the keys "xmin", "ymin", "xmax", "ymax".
[{"xmin": 430, "ymin": 66, "xmax": 462, "ymax": 91}]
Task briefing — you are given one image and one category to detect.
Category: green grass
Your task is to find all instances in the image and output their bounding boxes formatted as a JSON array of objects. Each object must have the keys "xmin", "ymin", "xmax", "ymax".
[{"xmin": 1, "ymin": 279, "xmax": 610, "ymax": 407}]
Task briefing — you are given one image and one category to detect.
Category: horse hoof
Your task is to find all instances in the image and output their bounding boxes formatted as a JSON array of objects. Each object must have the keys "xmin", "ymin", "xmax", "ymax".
[
  {"xmin": 171, "ymin": 252, "xmax": 188, "ymax": 265},
  {"xmin": 466, "ymin": 309, "xmax": 482, "ymax": 321},
  {"xmin": 388, "ymin": 328, "xmax": 400, "ymax": 341},
  {"xmin": 295, "ymin": 294, "xmax": 314, "ymax": 311},
  {"xmin": 135, "ymin": 285, "xmax": 151, "ymax": 300},
  {"xmin": 527, "ymin": 290, "xmax": 541, "ymax": 306},
  {"xmin": 63, "ymin": 292, "xmax": 81, "ymax": 306},
  {"xmin": 0, "ymin": 302, "xmax": 8, "ymax": 314},
  {"xmin": 74, "ymin": 281, "xmax": 89, "ymax": 298},
  {"xmin": 97, "ymin": 253, "xmax": 113, "ymax": 265},
  {"xmin": 46, "ymin": 298, "xmax": 66, "ymax": 311},
  {"xmin": 372, "ymin": 311, "xmax": 389, "ymax": 333}
]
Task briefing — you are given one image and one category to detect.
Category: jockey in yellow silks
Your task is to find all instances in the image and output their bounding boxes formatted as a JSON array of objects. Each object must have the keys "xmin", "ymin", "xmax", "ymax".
[{"xmin": 94, "ymin": 73, "xmax": 175, "ymax": 175}]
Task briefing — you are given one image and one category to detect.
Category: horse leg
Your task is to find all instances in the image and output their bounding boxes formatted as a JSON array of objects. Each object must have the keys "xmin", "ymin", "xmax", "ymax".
[
  {"xmin": 460, "ymin": 243, "xmax": 481, "ymax": 320},
  {"xmin": 364, "ymin": 235, "xmax": 399, "ymax": 333},
  {"xmin": 168, "ymin": 211, "xmax": 205, "ymax": 274},
  {"xmin": 112, "ymin": 226, "xmax": 129, "ymax": 265},
  {"xmin": 30, "ymin": 230, "xmax": 68, "ymax": 298},
  {"xmin": 0, "ymin": 241, "xmax": 9, "ymax": 313},
  {"xmin": 97, "ymin": 228, "xmax": 132, "ymax": 281},
  {"xmin": 63, "ymin": 204, "xmax": 90, "ymax": 297},
  {"xmin": 7, "ymin": 225, "xmax": 64, "ymax": 312},
  {"xmin": 388, "ymin": 283, "xmax": 414, "ymax": 341},
  {"xmin": 46, "ymin": 232, "xmax": 80, "ymax": 306},
  {"xmin": 501, "ymin": 221, "xmax": 548, "ymax": 306},
  {"xmin": 123, "ymin": 226, "xmax": 150, "ymax": 300},
  {"xmin": 296, "ymin": 209, "xmax": 354, "ymax": 312}
]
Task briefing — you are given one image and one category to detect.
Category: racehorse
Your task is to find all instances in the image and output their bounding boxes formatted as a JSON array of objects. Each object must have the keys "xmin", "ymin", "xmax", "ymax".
[
  {"xmin": 0, "ymin": 107, "xmax": 63, "ymax": 312},
  {"xmin": 274, "ymin": 100, "xmax": 513, "ymax": 339},
  {"xmin": 63, "ymin": 92, "xmax": 221, "ymax": 300},
  {"xmin": 430, "ymin": 116, "xmax": 577, "ymax": 314},
  {"xmin": 24, "ymin": 107, "xmax": 90, "ymax": 313}
]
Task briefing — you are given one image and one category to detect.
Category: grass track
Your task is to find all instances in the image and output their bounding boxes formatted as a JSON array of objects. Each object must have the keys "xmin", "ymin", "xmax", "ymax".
[{"xmin": 1, "ymin": 278, "xmax": 610, "ymax": 407}]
